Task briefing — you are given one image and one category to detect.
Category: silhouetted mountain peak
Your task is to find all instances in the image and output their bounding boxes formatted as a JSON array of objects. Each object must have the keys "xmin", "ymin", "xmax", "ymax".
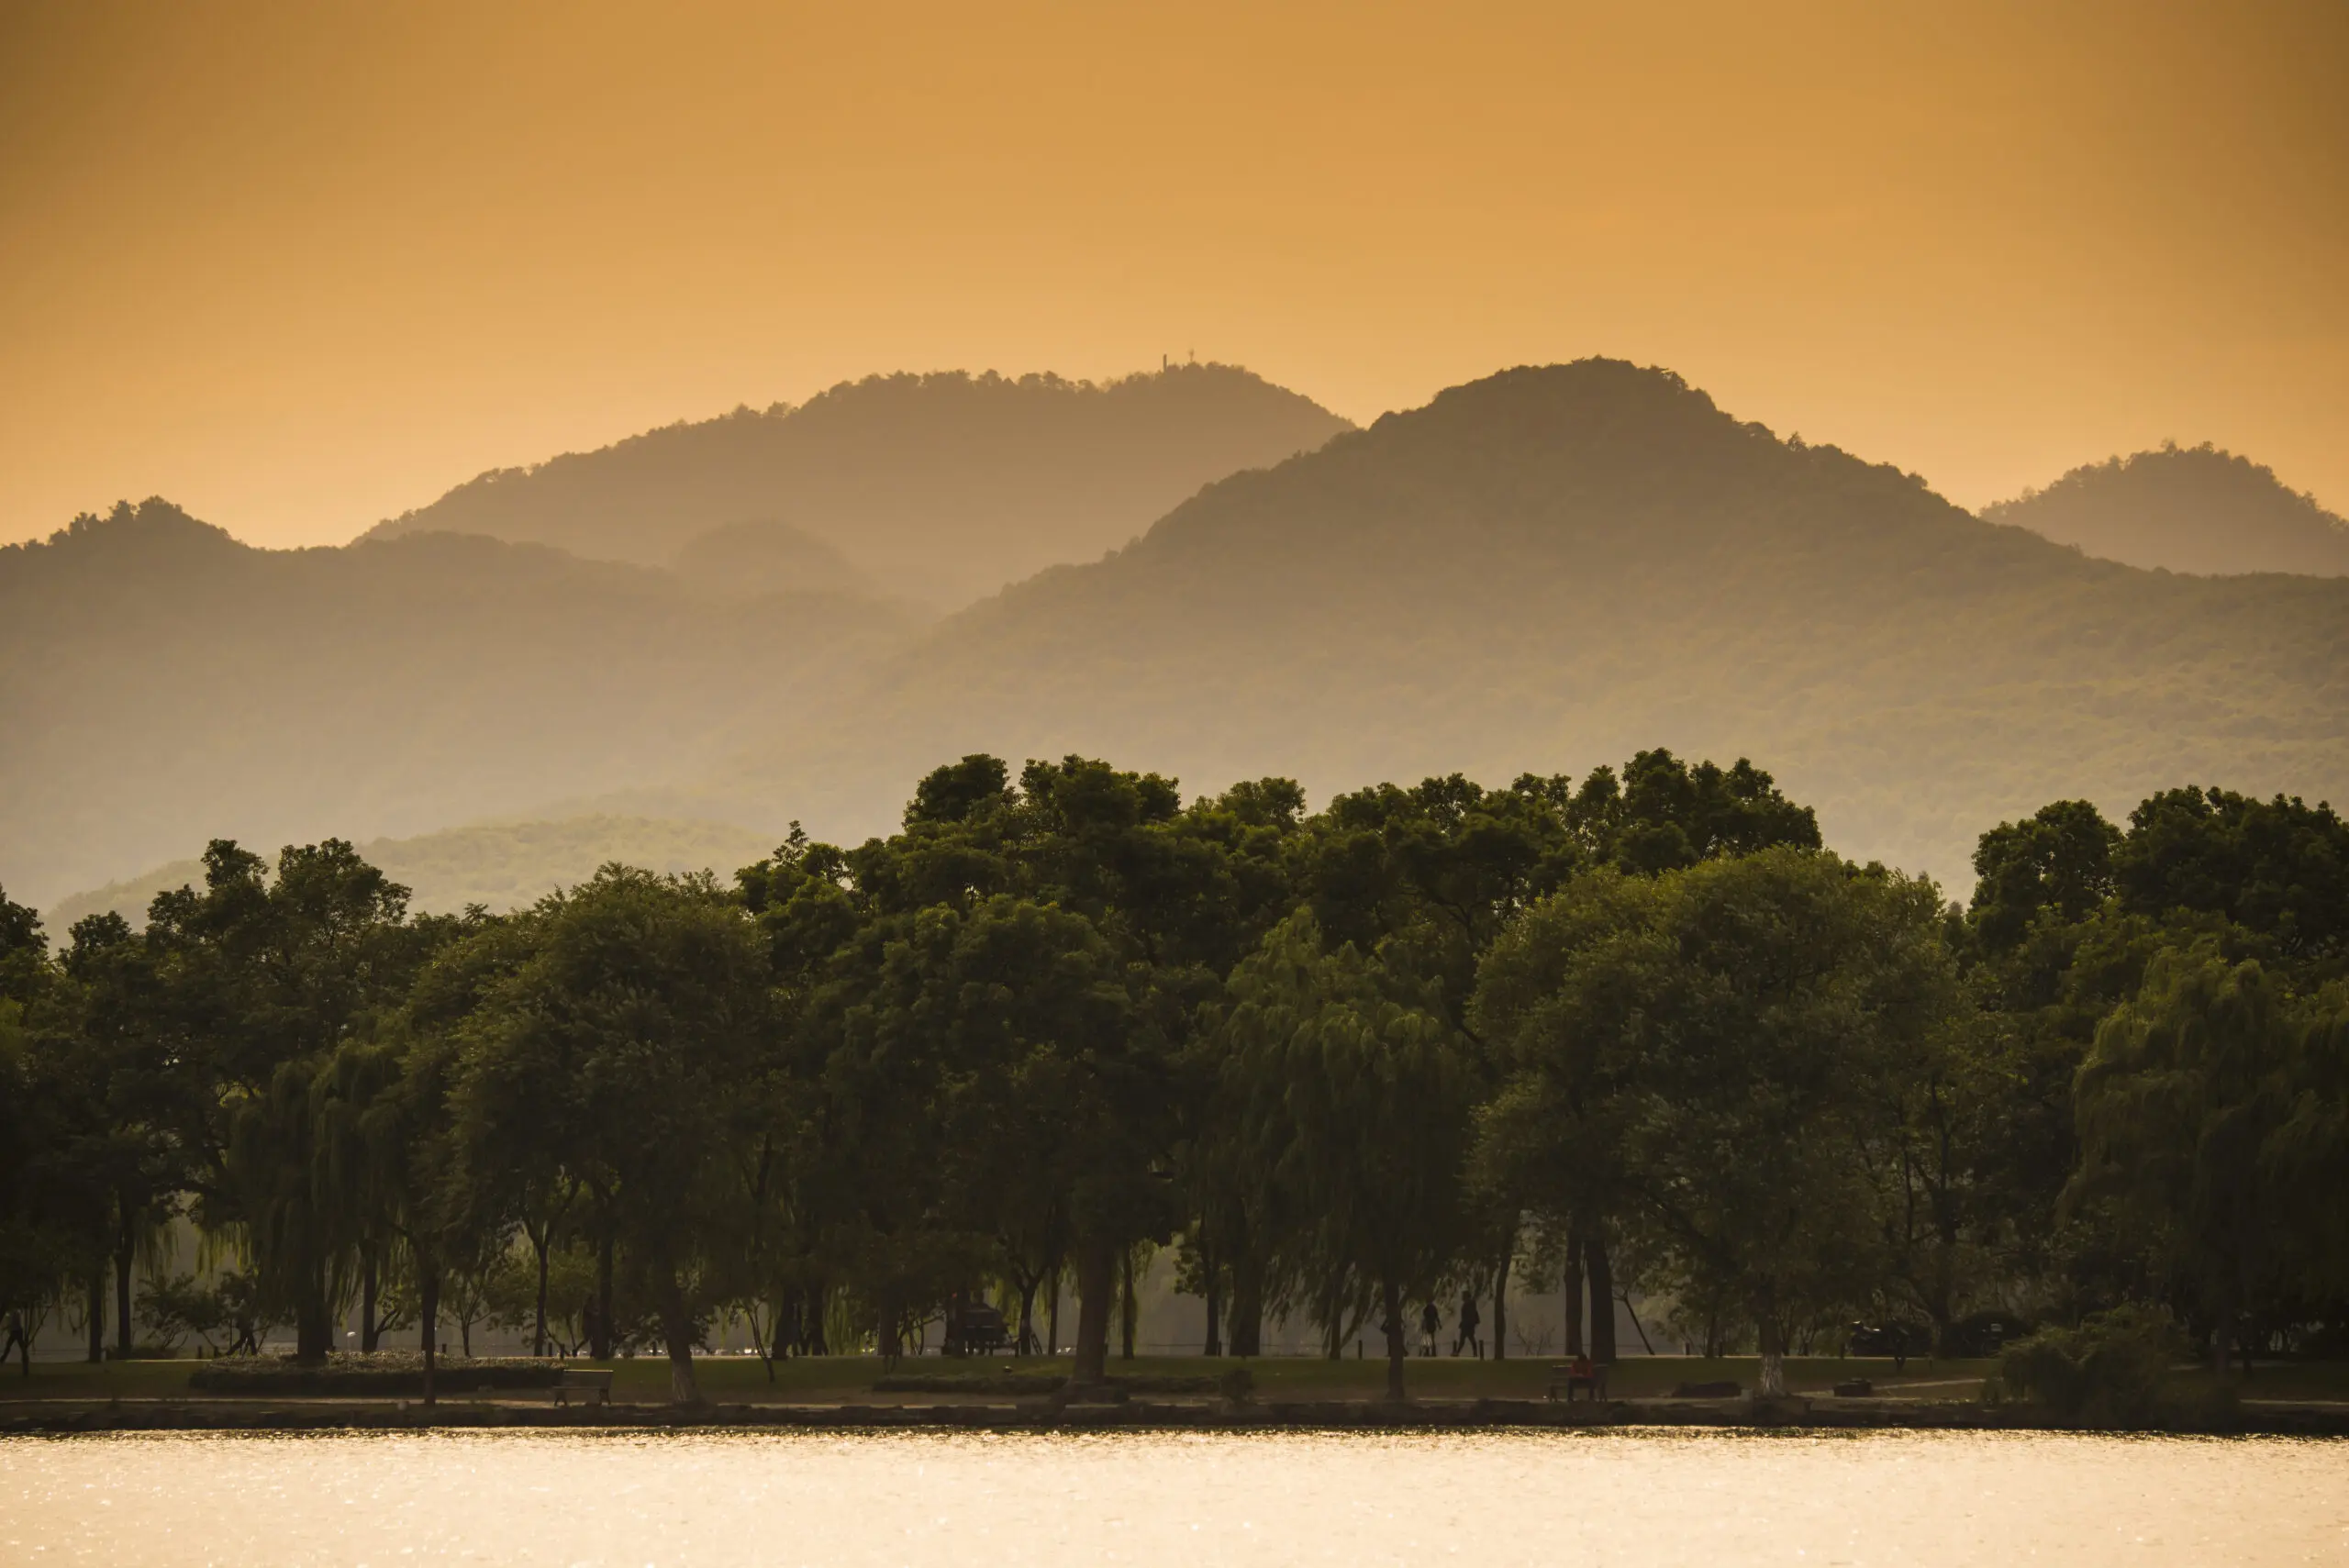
[
  {"xmin": 362, "ymin": 361, "xmax": 1353, "ymax": 607},
  {"xmin": 1125, "ymin": 358, "xmax": 1950, "ymax": 573},
  {"xmin": 1985, "ymin": 442, "xmax": 2349, "ymax": 577},
  {"xmin": 1386, "ymin": 359, "xmax": 1719, "ymax": 439},
  {"xmin": 719, "ymin": 361, "xmax": 2343, "ymax": 895},
  {"xmin": 1, "ymin": 497, "xmax": 247, "ymax": 575}
]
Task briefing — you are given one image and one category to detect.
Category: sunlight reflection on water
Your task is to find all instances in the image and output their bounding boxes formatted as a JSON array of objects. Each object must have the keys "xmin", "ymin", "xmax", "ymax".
[{"xmin": 6, "ymin": 1427, "xmax": 2347, "ymax": 1567}]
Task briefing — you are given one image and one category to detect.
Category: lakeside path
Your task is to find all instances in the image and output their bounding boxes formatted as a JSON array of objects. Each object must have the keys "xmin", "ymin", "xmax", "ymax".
[{"xmin": 6, "ymin": 1355, "xmax": 2347, "ymax": 1437}]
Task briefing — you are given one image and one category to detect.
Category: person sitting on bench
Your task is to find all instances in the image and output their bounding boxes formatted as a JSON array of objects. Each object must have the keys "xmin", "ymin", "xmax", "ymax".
[{"xmin": 1564, "ymin": 1352, "xmax": 1606, "ymax": 1402}]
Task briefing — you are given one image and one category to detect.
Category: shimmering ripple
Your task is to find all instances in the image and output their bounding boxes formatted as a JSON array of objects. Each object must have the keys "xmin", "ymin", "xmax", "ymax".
[{"xmin": 6, "ymin": 1427, "xmax": 2347, "ymax": 1566}]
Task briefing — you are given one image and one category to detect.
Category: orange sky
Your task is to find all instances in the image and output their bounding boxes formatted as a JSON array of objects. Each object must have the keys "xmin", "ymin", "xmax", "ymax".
[{"xmin": 4, "ymin": 0, "xmax": 2343, "ymax": 550}]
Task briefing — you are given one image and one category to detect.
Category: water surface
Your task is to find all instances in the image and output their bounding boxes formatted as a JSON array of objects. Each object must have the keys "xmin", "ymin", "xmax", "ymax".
[{"xmin": 6, "ymin": 1428, "xmax": 2345, "ymax": 1566}]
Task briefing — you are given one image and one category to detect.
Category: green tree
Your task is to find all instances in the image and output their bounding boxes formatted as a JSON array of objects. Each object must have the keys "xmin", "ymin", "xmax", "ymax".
[
  {"xmin": 2114, "ymin": 789, "xmax": 2349, "ymax": 978},
  {"xmin": 745, "ymin": 755, "xmax": 1251, "ymax": 1383},
  {"xmin": 1226, "ymin": 909, "xmax": 1472, "ymax": 1400},
  {"xmin": 2265, "ymin": 988, "xmax": 2349, "ymax": 1315},
  {"xmin": 2070, "ymin": 945, "xmax": 2298, "ymax": 1373},
  {"xmin": 1964, "ymin": 786, "xmax": 2349, "ymax": 1327},
  {"xmin": 451, "ymin": 868, "xmax": 771, "ymax": 1403},
  {"xmin": 1969, "ymin": 799, "xmax": 2120, "ymax": 956},
  {"xmin": 54, "ymin": 911, "xmax": 192, "ymax": 1362},
  {"xmin": 1476, "ymin": 851, "xmax": 1956, "ymax": 1395},
  {"xmin": 0, "ymin": 884, "xmax": 80, "ymax": 1373},
  {"xmin": 154, "ymin": 840, "xmax": 420, "ymax": 1361}
]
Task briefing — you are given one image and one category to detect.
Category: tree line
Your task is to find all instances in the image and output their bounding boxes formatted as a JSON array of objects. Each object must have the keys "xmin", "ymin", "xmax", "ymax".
[{"xmin": 3, "ymin": 751, "xmax": 2344, "ymax": 1403}]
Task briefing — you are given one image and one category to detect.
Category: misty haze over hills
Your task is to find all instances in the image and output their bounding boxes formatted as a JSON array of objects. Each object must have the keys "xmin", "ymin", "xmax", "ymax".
[
  {"xmin": 0, "ymin": 504, "xmax": 908, "ymax": 907},
  {"xmin": 363, "ymin": 363, "xmax": 1353, "ymax": 608},
  {"xmin": 686, "ymin": 361, "xmax": 2348, "ymax": 887},
  {"xmin": 46, "ymin": 814, "xmax": 777, "ymax": 932},
  {"xmin": 1986, "ymin": 442, "xmax": 2349, "ymax": 577},
  {"xmin": 11, "ymin": 359, "xmax": 2346, "ymax": 916}
]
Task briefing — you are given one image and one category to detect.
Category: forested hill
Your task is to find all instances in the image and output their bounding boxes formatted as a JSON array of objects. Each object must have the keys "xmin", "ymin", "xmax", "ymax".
[
  {"xmin": 363, "ymin": 363, "xmax": 1353, "ymax": 608},
  {"xmin": 0, "ymin": 502, "xmax": 914, "ymax": 908},
  {"xmin": 1984, "ymin": 443, "xmax": 2349, "ymax": 576},
  {"xmin": 48, "ymin": 814, "xmax": 776, "ymax": 931},
  {"xmin": 706, "ymin": 360, "xmax": 2349, "ymax": 888}
]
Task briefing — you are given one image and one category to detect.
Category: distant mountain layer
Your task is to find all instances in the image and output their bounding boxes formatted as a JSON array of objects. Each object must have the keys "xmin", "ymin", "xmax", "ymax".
[
  {"xmin": 695, "ymin": 361, "xmax": 2349, "ymax": 890},
  {"xmin": 13, "ymin": 365, "xmax": 2344, "ymax": 913},
  {"xmin": 363, "ymin": 364, "xmax": 1353, "ymax": 608},
  {"xmin": 0, "ymin": 502, "xmax": 916, "ymax": 907},
  {"xmin": 48, "ymin": 815, "xmax": 778, "ymax": 932},
  {"xmin": 1985, "ymin": 444, "xmax": 2349, "ymax": 577}
]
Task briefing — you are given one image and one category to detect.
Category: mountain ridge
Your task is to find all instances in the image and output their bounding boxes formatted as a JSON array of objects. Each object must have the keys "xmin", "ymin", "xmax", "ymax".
[
  {"xmin": 363, "ymin": 362, "xmax": 1353, "ymax": 607},
  {"xmin": 1985, "ymin": 442, "xmax": 2349, "ymax": 577},
  {"xmin": 0, "ymin": 500, "xmax": 917, "ymax": 906},
  {"xmin": 10, "ymin": 361, "xmax": 2343, "ymax": 910},
  {"xmin": 693, "ymin": 360, "xmax": 2347, "ymax": 887}
]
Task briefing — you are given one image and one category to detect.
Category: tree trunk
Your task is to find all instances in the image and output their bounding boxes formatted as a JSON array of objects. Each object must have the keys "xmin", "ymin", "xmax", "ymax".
[
  {"xmin": 1119, "ymin": 1247, "xmax": 1138, "ymax": 1361},
  {"xmin": 1070, "ymin": 1237, "xmax": 1114, "ymax": 1387},
  {"xmin": 591, "ymin": 1228, "xmax": 614, "ymax": 1360},
  {"xmin": 1757, "ymin": 1307, "xmax": 1787, "ymax": 1396},
  {"xmin": 419, "ymin": 1265, "xmax": 440, "ymax": 1407},
  {"xmin": 661, "ymin": 1271, "xmax": 703, "ymax": 1405},
  {"xmin": 295, "ymin": 1259, "xmax": 334, "ymax": 1363},
  {"xmin": 876, "ymin": 1285, "xmax": 902, "ymax": 1364},
  {"xmin": 1228, "ymin": 1251, "xmax": 1262, "ymax": 1356},
  {"xmin": 115, "ymin": 1207, "xmax": 137, "ymax": 1357},
  {"xmin": 2213, "ymin": 1278, "xmax": 2237, "ymax": 1379},
  {"xmin": 361, "ymin": 1247, "xmax": 380, "ymax": 1352},
  {"xmin": 1564, "ymin": 1233, "xmax": 1585, "ymax": 1356},
  {"xmin": 85, "ymin": 1266, "xmax": 105, "ymax": 1362},
  {"xmin": 1202, "ymin": 1248, "xmax": 1223, "ymax": 1358},
  {"xmin": 1017, "ymin": 1274, "xmax": 1039, "ymax": 1358},
  {"xmin": 1380, "ymin": 1274, "xmax": 1407, "ymax": 1403},
  {"xmin": 1492, "ymin": 1232, "xmax": 1513, "ymax": 1362},
  {"xmin": 1623, "ymin": 1292, "xmax": 1656, "ymax": 1355},
  {"xmin": 1046, "ymin": 1262, "xmax": 1060, "ymax": 1359},
  {"xmin": 747, "ymin": 1296, "xmax": 774, "ymax": 1382},
  {"xmin": 1927, "ymin": 1244, "xmax": 1956, "ymax": 1359},
  {"xmin": 1587, "ymin": 1230, "xmax": 1618, "ymax": 1362},
  {"xmin": 530, "ymin": 1229, "xmax": 551, "ymax": 1358}
]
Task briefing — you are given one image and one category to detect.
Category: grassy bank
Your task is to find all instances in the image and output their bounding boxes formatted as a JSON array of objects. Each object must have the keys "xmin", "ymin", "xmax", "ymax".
[
  {"xmin": 0, "ymin": 1353, "xmax": 1993, "ymax": 1405},
  {"xmin": 10, "ymin": 1353, "xmax": 2345, "ymax": 1407}
]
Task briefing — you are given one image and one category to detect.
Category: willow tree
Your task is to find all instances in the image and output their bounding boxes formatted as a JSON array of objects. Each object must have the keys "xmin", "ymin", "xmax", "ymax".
[
  {"xmin": 2071, "ymin": 946, "xmax": 2298, "ymax": 1374},
  {"xmin": 1227, "ymin": 909, "xmax": 1473, "ymax": 1402},
  {"xmin": 152, "ymin": 840, "xmax": 420, "ymax": 1362}
]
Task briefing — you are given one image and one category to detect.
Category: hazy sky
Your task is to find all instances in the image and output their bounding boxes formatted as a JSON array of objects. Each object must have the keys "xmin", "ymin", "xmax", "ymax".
[{"xmin": 4, "ymin": 0, "xmax": 2343, "ymax": 550}]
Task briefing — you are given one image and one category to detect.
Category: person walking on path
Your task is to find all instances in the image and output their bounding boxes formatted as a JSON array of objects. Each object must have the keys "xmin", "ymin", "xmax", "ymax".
[
  {"xmin": 1455, "ymin": 1289, "xmax": 1483, "ymax": 1358},
  {"xmin": 1419, "ymin": 1300, "xmax": 1441, "ymax": 1358}
]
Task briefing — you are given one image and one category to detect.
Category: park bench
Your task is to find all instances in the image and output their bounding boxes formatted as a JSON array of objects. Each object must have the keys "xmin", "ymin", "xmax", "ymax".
[
  {"xmin": 1546, "ymin": 1363, "xmax": 1609, "ymax": 1402},
  {"xmin": 552, "ymin": 1367, "xmax": 615, "ymax": 1407}
]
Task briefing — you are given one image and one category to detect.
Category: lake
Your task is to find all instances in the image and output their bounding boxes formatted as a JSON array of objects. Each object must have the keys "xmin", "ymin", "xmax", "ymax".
[{"xmin": 6, "ymin": 1428, "xmax": 2345, "ymax": 1566}]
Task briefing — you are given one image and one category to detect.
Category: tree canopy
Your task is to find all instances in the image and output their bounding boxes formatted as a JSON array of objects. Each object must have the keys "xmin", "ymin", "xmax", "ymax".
[{"xmin": 5, "ymin": 748, "xmax": 2343, "ymax": 1398}]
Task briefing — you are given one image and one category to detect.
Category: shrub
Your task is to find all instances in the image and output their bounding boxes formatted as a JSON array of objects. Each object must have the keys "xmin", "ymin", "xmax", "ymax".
[
  {"xmin": 187, "ymin": 1351, "xmax": 564, "ymax": 1396},
  {"xmin": 1998, "ymin": 1305, "xmax": 2177, "ymax": 1425},
  {"xmin": 137, "ymin": 1273, "xmax": 228, "ymax": 1353}
]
